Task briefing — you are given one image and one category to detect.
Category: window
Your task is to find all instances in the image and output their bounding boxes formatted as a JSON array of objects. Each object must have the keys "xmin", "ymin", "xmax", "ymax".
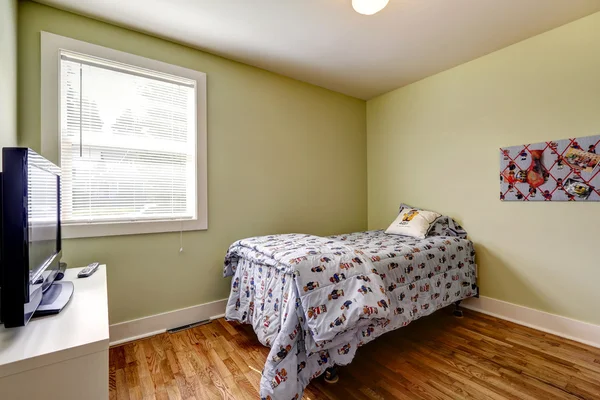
[{"xmin": 41, "ymin": 32, "xmax": 207, "ymax": 238}]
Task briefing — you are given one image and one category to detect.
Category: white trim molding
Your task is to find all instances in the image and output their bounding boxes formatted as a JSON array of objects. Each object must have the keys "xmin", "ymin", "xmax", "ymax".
[
  {"xmin": 40, "ymin": 31, "xmax": 208, "ymax": 239},
  {"xmin": 109, "ymin": 295, "xmax": 600, "ymax": 350},
  {"xmin": 109, "ymin": 298, "xmax": 227, "ymax": 346},
  {"xmin": 463, "ymin": 296, "xmax": 600, "ymax": 349}
]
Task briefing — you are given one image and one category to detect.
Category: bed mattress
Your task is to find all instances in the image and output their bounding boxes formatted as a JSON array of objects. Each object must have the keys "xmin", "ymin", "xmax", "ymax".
[{"xmin": 224, "ymin": 226, "xmax": 477, "ymax": 400}]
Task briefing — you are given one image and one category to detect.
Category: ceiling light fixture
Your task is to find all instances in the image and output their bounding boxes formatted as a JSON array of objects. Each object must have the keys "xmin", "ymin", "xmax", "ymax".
[{"xmin": 352, "ymin": 0, "xmax": 389, "ymax": 15}]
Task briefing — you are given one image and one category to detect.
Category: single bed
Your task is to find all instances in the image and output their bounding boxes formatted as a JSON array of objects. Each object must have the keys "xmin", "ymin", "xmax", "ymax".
[{"xmin": 223, "ymin": 216, "xmax": 477, "ymax": 400}]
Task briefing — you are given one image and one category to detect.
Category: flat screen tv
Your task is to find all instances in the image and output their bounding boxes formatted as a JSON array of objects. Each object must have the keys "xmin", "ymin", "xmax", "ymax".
[{"xmin": 0, "ymin": 148, "xmax": 62, "ymax": 328}]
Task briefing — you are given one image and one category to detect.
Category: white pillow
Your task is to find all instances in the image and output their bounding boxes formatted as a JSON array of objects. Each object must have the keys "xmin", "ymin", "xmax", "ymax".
[{"xmin": 385, "ymin": 207, "xmax": 441, "ymax": 239}]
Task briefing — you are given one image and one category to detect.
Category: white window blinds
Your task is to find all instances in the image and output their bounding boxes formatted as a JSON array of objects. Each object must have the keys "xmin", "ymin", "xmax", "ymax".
[{"xmin": 59, "ymin": 50, "xmax": 197, "ymax": 225}]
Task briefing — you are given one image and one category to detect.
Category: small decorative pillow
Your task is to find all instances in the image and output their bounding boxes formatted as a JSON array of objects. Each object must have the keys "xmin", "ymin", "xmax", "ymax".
[{"xmin": 385, "ymin": 207, "xmax": 442, "ymax": 239}]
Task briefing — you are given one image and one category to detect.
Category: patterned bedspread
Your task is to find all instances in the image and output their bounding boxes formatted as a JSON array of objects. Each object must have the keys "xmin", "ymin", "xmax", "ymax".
[{"xmin": 223, "ymin": 218, "xmax": 477, "ymax": 400}]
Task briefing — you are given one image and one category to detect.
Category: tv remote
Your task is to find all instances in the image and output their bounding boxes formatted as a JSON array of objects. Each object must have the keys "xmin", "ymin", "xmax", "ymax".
[{"xmin": 78, "ymin": 262, "xmax": 100, "ymax": 278}]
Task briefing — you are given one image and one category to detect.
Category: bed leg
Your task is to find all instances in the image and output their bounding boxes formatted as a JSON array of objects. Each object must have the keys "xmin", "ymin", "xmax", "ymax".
[
  {"xmin": 324, "ymin": 366, "xmax": 339, "ymax": 384},
  {"xmin": 453, "ymin": 300, "xmax": 464, "ymax": 318}
]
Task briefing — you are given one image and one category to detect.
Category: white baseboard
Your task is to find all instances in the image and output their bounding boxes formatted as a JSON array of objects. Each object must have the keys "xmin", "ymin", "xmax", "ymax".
[
  {"xmin": 463, "ymin": 296, "xmax": 600, "ymax": 349},
  {"xmin": 109, "ymin": 298, "xmax": 228, "ymax": 346},
  {"xmin": 109, "ymin": 295, "xmax": 600, "ymax": 350}
]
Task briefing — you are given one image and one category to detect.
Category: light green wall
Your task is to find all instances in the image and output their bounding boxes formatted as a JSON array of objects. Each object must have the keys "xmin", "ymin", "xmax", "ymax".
[
  {"xmin": 18, "ymin": 1, "xmax": 367, "ymax": 324},
  {"xmin": 0, "ymin": 0, "xmax": 18, "ymax": 161},
  {"xmin": 19, "ymin": 1, "xmax": 599, "ymax": 327},
  {"xmin": 367, "ymin": 12, "xmax": 600, "ymax": 325}
]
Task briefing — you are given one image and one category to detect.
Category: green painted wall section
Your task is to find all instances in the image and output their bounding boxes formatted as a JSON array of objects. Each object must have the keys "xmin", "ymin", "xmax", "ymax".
[
  {"xmin": 367, "ymin": 12, "xmax": 600, "ymax": 325},
  {"xmin": 19, "ymin": 1, "xmax": 600, "ymax": 327},
  {"xmin": 0, "ymin": 0, "xmax": 18, "ymax": 161},
  {"xmin": 18, "ymin": 1, "xmax": 367, "ymax": 324}
]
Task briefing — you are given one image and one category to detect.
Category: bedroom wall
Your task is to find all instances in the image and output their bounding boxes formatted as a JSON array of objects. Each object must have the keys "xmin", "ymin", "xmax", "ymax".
[
  {"xmin": 18, "ymin": 1, "xmax": 367, "ymax": 324},
  {"xmin": 0, "ymin": 0, "xmax": 18, "ymax": 163},
  {"xmin": 367, "ymin": 11, "xmax": 600, "ymax": 325}
]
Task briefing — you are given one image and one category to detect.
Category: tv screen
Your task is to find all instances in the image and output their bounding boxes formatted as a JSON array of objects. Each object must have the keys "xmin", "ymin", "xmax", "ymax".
[
  {"xmin": 27, "ymin": 163, "xmax": 58, "ymax": 282},
  {"xmin": 28, "ymin": 162, "xmax": 60, "ymax": 283},
  {"xmin": 1, "ymin": 148, "xmax": 62, "ymax": 327}
]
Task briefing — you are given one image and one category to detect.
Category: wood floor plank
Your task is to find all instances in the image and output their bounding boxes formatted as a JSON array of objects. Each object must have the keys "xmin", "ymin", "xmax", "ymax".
[
  {"xmin": 109, "ymin": 309, "xmax": 600, "ymax": 399},
  {"xmin": 186, "ymin": 346, "xmax": 222, "ymax": 400},
  {"xmin": 114, "ymin": 368, "xmax": 131, "ymax": 400},
  {"xmin": 218, "ymin": 317, "xmax": 240, "ymax": 337}
]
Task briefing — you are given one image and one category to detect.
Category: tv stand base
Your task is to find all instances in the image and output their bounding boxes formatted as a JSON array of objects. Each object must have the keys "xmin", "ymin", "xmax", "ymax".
[{"xmin": 33, "ymin": 281, "xmax": 74, "ymax": 318}]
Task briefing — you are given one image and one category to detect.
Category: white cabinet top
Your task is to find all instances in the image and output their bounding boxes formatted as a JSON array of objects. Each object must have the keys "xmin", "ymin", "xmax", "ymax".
[{"xmin": 0, "ymin": 265, "xmax": 109, "ymax": 378}]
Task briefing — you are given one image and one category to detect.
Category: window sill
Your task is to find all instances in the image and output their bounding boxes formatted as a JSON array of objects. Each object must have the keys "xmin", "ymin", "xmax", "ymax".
[{"xmin": 62, "ymin": 218, "xmax": 207, "ymax": 239}]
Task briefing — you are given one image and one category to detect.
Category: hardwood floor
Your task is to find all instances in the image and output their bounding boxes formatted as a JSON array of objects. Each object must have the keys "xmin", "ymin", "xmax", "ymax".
[{"xmin": 109, "ymin": 309, "xmax": 600, "ymax": 400}]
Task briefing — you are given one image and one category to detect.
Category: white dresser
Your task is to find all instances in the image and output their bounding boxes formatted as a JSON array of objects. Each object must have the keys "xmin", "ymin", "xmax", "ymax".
[{"xmin": 0, "ymin": 265, "xmax": 109, "ymax": 400}]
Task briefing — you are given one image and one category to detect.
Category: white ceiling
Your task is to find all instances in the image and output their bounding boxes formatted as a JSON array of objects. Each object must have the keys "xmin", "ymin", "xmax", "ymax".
[{"xmin": 35, "ymin": 0, "xmax": 600, "ymax": 100}]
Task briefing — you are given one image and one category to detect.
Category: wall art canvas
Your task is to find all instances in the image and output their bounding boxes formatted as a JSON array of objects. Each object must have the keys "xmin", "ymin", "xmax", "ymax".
[{"xmin": 500, "ymin": 135, "xmax": 600, "ymax": 201}]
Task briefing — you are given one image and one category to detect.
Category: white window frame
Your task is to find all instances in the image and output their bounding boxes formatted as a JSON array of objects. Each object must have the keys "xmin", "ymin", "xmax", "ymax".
[{"xmin": 41, "ymin": 32, "xmax": 207, "ymax": 239}]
